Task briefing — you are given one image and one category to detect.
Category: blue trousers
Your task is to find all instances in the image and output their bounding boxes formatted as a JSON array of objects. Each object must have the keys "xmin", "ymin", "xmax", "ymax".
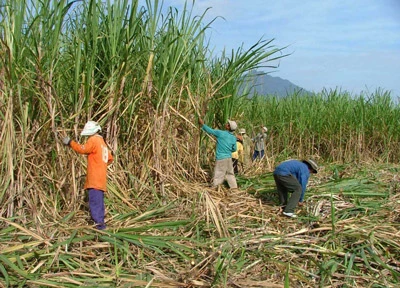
[
  {"xmin": 88, "ymin": 188, "xmax": 106, "ymax": 230},
  {"xmin": 252, "ymin": 149, "xmax": 265, "ymax": 160}
]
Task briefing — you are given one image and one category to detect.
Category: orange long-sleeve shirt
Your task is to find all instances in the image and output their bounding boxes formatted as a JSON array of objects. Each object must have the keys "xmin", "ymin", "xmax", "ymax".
[{"xmin": 70, "ymin": 135, "xmax": 113, "ymax": 191}]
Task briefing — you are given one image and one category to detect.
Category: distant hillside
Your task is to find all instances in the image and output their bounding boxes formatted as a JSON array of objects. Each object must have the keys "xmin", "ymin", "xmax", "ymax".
[{"xmin": 240, "ymin": 71, "xmax": 310, "ymax": 97}]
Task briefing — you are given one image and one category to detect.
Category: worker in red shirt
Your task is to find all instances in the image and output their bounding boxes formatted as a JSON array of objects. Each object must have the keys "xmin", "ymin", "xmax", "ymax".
[{"xmin": 63, "ymin": 121, "xmax": 113, "ymax": 230}]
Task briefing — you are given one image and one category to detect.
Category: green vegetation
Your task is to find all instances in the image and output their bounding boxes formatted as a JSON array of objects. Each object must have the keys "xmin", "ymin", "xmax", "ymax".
[
  {"xmin": 235, "ymin": 89, "xmax": 400, "ymax": 163},
  {"xmin": 0, "ymin": 0, "xmax": 399, "ymax": 287}
]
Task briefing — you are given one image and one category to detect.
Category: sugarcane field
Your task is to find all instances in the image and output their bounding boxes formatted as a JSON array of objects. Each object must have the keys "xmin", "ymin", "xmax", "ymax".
[{"xmin": 0, "ymin": 1, "xmax": 399, "ymax": 287}]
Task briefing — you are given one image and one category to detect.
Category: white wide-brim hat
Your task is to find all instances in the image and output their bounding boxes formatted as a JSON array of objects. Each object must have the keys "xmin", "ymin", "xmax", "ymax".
[{"xmin": 303, "ymin": 159, "xmax": 318, "ymax": 173}]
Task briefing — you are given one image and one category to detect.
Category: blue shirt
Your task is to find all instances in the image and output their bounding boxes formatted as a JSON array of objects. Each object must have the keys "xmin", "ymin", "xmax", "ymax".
[
  {"xmin": 202, "ymin": 124, "xmax": 237, "ymax": 160},
  {"xmin": 273, "ymin": 160, "xmax": 310, "ymax": 202}
]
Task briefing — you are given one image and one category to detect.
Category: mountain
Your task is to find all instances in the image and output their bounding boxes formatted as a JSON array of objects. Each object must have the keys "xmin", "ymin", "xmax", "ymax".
[{"xmin": 240, "ymin": 71, "xmax": 311, "ymax": 97}]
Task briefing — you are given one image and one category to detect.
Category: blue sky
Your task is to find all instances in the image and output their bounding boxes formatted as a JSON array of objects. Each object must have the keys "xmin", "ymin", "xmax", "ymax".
[{"xmin": 158, "ymin": 0, "xmax": 400, "ymax": 97}]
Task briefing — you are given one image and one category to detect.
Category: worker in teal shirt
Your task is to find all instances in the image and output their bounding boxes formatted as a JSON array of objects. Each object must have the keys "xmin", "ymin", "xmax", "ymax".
[
  {"xmin": 199, "ymin": 118, "xmax": 238, "ymax": 189},
  {"xmin": 273, "ymin": 159, "xmax": 318, "ymax": 218}
]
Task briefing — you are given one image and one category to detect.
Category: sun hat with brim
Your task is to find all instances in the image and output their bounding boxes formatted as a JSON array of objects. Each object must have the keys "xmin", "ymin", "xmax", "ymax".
[
  {"xmin": 303, "ymin": 159, "xmax": 318, "ymax": 173},
  {"xmin": 227, "ymin": 120, "xmax": 237, "ymax": 131},
  {"xmin": 238, "ymin": 128, "xmax": 246, "ymax": 134},
  {"xmin": 81, "ymin": 121, "xmax": 101, "ymax": 136}
]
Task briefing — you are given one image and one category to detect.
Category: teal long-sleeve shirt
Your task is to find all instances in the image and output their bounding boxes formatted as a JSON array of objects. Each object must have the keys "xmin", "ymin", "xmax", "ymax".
[
  {"xmin": 273, "ymin": 160, "xmax": 310, "ymax": 202},
  {"xmin": 202, "ymin": 124, "xmax": 237, "ymax": 160}
]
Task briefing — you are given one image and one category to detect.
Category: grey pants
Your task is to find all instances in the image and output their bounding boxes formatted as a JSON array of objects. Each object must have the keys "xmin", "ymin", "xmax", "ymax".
[
  {"xmin": 213, "ymin": 158, "xmax": 237, "ymax": 189},
  {"xmin": 273, "ymin": 174, "xmax": 301, "ymax": 213}
]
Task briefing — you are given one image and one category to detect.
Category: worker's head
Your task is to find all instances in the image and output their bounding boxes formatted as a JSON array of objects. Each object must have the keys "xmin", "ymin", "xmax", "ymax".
[
  {"xmin": 226, "ymin": 120, "xmax": 237, "ymax": 132},
  {"xmin": 81, "ymin": 121, "xmax": 101, "ymax": 136},
  {"xmin": 302, "ymin": 159, "xmax": 318, "ymax": 174},
  {"xmin": 238, "ymin": 128, "xmax": 246, "ymax": 135}
]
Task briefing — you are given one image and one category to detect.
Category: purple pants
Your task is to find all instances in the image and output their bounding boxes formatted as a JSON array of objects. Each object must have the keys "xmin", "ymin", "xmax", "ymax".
[{"xmin": 88, "ymin": 189, "xmax": 106, "ymax": 230}]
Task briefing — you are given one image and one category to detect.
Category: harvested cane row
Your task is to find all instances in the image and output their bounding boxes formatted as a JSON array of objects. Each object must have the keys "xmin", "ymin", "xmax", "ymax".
[{"xmin": 0, "ymin": 163, "xmax": 399, "ymax": 287}]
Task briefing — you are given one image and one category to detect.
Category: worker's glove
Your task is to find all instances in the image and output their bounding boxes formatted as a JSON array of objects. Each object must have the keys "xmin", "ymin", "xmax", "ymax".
[{"xmin": 62, "ymin": 136, "xmax": 71, "ymax": 146}]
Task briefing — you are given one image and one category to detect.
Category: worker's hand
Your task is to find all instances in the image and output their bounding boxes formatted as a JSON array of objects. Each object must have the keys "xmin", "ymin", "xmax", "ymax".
[
  {"xmin": 198, "ymin": 118, "xmax": 204, "ymax": 126},
  {"xmin": 62, "ymin": 136, "xmax": 71, "ymax": 146}
]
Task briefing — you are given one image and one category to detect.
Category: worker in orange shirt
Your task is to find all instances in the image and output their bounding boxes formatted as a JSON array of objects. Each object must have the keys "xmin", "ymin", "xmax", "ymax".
[{"xmin": 62, "ymin": 121, "xmax": 113, "ymax": 230}]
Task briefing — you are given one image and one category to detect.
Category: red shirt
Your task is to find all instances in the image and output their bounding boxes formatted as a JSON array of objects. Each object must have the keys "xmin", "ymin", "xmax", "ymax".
[{"xmin": 70, "ymin": 135, "xmax": 113, "ymax": 191}]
